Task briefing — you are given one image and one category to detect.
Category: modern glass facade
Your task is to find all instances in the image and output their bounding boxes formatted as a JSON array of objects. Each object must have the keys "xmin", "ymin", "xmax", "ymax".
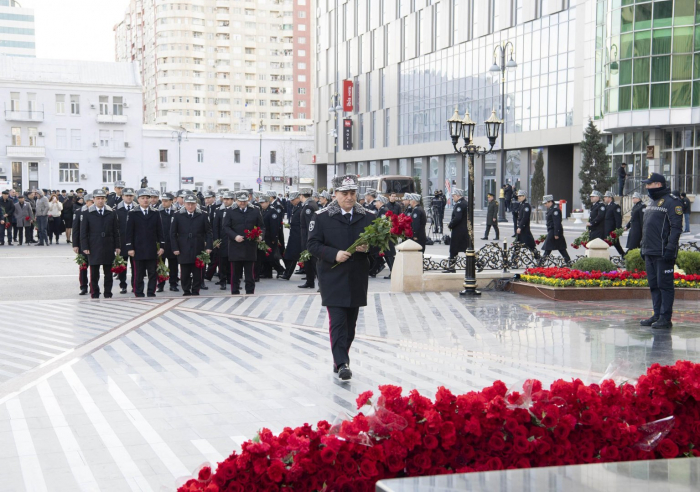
[{"xmin": 0, "ymin": 0, "xmax": 35, "ymax": 57}]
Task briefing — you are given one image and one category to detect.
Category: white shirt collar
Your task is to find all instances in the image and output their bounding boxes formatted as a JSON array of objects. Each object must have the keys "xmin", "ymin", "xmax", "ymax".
[{"xmin": 140, "ymin": 206, "xmax": 149, "ymax": 213}]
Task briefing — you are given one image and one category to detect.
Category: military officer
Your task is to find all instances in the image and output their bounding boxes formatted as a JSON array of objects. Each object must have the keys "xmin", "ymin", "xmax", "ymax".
[
  {"xmin": 170, "ymin": 195, "xmax": 213, "ymax": 296},
  {"xmin": 149, "ymin": 189, "xmax": 161, "ymax": 210},
  {"xmin": 72, "ymin": 193, "xmax": 93, "ymax": 295},
  {"xmin": 369, "ymin": 195, "xmax": 389, "ymax": 278},
  {"xmin": 403, "ymin": 194, "xmax": 413, "ymax": 215},
  {"xmin": 515, "ymin": 190, "xmax": 537, "ymax": 254},
  {"xmin": 106, "ymin": 180, "xmax": 125, "ymax": 208},
  {"xmin": 639, "ymin": 173, "xmax": 683, "ymax": 329},
  {"xmin": 587, "ymin": 190, "xmax": 606, "ymax": 240},
  {"xmin": 510, "ymin": 196, "xmax": 520, "ymax": 237},
  {"xmin": 210, "ymin": 191, "xmax": 234, "ymax": 289},
  {"xmin": 298, "ymin": 188, "xmax": 319, "ymax": 289},
  {"xmin": 80, "ymin": 189, "xmax": 120, "ymax": 299},
  {"xmin": 604, "ymin": 190, "xmax": 626, "ymax": 257},
  {"xmin": 363, "ymin": 189, "xmax": 377, "ymax": 210},
  {"xmin": 223, "ymin": 191, "xmax": 264, "ymax": 295},
  {"xmin": 268, "ymin": 190, "xmax": 287, "ymax": 262},
  {"xmin": 443, "ymin": 189, "xmax": 468, "ymax": 273},
  {"xmin": 262, "ymin": 192, "xmax": 285, "ymax": 278},
  {"xmin": 115, "ymin": 188, "xmax": 137, "ymax": 294},
  {"xmin": 540, "ymin": 195, "xmax": 571, "ymax": 265},
  {"xmin": 125, "ymin": 189, "xmax": 164, "ymax": 297},
  {"xmin": 318, "ymin": 190, "xmax": 331, "ymax": 208},
  {"xmin": 158, "ymin": 192, "xmax": 180, "ymax": 292},
  {"xmin": 625, "ymin": 192, "xmax": 646, "ymax": 251},
  {"xmin": 307, "ymin": 175, "xmax": 375, "ymax": 381},
  {"xmin": 281, "ymin": 191, "xmax": 302, "ymax": 280},
  {"xmin": 409, "ymin": 194, "xmax": 427, "ymax": 251}
]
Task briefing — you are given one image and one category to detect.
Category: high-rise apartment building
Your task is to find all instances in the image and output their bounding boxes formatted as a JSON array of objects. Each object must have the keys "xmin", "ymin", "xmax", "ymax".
[
  {"xmin": 114, "ymin": 0, "xmax": 313, "ymax": 135},
  {"xmin": 0, "ymin": 0, "xmax": 35, "ymax": 57}
]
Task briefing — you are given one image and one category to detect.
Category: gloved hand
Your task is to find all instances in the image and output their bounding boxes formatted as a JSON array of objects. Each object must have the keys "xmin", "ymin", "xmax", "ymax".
[{"xmin": 663, "ymin": 249, "xmax": 676, "ymax": 262}]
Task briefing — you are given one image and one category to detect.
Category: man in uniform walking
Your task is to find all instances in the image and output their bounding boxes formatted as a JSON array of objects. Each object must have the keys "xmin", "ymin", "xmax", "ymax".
[
  {"xmin": 604, "ymin": 190, "xmax": 625, "ymax": 257},
  {"xmin": 516, "ymin": 190, "xmax": 538, "ymax": 256},
  {"xmin": 639, "ymin": 173, "xmax": 683, "ymax": 329},
  {"xmin": 115, "ymin": 188, "xmax": 137, "ymax": 294},
  {"xmin": 443, "ymin": 189, "xmax": 468, "ymax": 273},
  {"xmin": 72, "ymin": 194, "xmax": 92, "ymax": 295},
  {"xmin": 126, "ymin": 189, "xmax": 164, "ymax": 297},
  {"xmin": 481, "ymin": 192, "xmax": 499, "ymax": 240},
  {"xmin": 158, "ymin": 192, "xmax": 180, "ymax": 292},
  {"xmin": 170, "ymin": 195, "xmax": 213, "ymax": 296},
  {"xmin": 223, "ymin": 192, "xmax": 264, "ymax": 295},
  {"xmin": 587, "ymin": 190, "xmax": 606, "ymax": 240},
  {"xmin": 80, "ymin": 189, "xmax": 120, "ymax": 299},
  {"xmin": 510, "ymin": 195, "xmax": 520, "ymax": 237},
  {"xmin": 540, "ymin": 195, "xmax": 571, "ymax": 265},
  {"xmin": 298, "ymin": 188, "xmax": 319, "ymax": 289},
  {"xmin": 308, "ymin": 175, "xmax": 375, "ymax": 381}
]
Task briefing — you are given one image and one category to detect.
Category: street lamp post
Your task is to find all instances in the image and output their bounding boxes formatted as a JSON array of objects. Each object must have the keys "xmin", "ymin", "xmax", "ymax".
[
  {"xmin": 258, "ymin": 120, "xmax": 264, "ymax": 192},
  {"xmin": 171, "ymin": 128, "xmax": 188, "ymax": 189},
  {"xmin": 490, "ymin": 41, "xmax": 517, "ymax": 222},
  {"xmin": 329, "ymin": 93, "xmax": 343, "ymax": 177},
  {"xmin": 447, "ymin": 108, "xmax": 503, "ymax": 296}
]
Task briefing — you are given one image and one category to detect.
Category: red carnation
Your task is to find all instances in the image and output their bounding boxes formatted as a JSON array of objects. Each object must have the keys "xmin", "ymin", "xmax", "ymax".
[
  {"xmin": 356, "ymin": 390, "xmax": 373, "ymax": 409},
  {"xmin": 197, "ymin": 466, "xmax": 212, "ymax": 482},
  {"xmin": 266, "ymin": 460, "xmax": 286, "ymax": 483}
]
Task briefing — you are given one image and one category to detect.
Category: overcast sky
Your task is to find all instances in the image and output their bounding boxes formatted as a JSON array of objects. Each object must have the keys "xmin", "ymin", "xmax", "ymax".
[{"xmin": 26, "ymin": 0, "xmax": 130, "ymax": 62}]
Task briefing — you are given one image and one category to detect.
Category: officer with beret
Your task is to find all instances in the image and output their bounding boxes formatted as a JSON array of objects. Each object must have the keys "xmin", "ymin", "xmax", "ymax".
[
  {"xmin": 80, "ymin": 189, "xmax": 121, "ymax": 298},
  {"xmin": 281, "ymin": 191, "xmax": 303, "ymax": 280},
  {"xmin": 125, "ymin": 189, "xmax": 165, "ymax": 297},
  {"xmin": 107, "ymin": 181, "xmax": 126, "ymax": 208},
  {"xmin": 307, "ymin": 175, "xmax": 375, "ymax": 381},
  {"xmin": 170, "ymin": 195, "xmax": 212, "ymax": 296},
  {"xmin": 625, "ymin": 192, "xmax": 646, "ymax": 251},
  {"xmin": 444, "ymin": 189, "xmax": 468, "ymax": 273},
  {"xmin": 72, "ymin": 194, "xmax": 93, "ymax": 295},
  {"xmin": 156, "ymin": 193, "xmax": 180, "ymax": 292},
  {"xmin": 409, "ymin": 194, "xmax": 427, "ymax": 251},
  {"xmin": 540, "ymin": 195, "xmax": 571, "ymax": 265},
  {"xmin": 587, "ymin": 190, "xmax": 607, "ymax": 240},
  {"xmin": 515, "ymin": 190, "xmax": 538, "ymax": 254},
  {"xmin": 298, "ymin": 188, "xmax": 319, "ymax": 289},
  {"xmin": 639, "ymin": 173, "xmax": 683, "ymax": 329},
  {"xmin": 223, "ymin": 191, "xmax": 264, "ymax": 295},
  {"xmin": 115, "ymin": 188, "xmax": 137, "ymax": 294}
]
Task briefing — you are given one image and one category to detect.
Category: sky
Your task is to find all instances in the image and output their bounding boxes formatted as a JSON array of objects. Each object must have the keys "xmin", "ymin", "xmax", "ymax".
[{"xmin": 26, "ymin": 0, "xmax": 130, "ymax": 62}]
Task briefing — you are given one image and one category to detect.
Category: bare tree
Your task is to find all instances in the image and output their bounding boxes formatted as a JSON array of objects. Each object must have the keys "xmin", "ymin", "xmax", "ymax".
[{"xmin": 266, "ymin": 140, "xmax": 314, "ymax": 191}]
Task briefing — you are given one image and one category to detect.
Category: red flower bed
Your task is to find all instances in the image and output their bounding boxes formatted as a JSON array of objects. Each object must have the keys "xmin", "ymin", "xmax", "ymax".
[
  {"xmin": 177, "ymin": 361, "xmax": 700, "ymax": 492},
  {"xmin": 525, "ymin": 267, "xmax": 700, "ymax": 284}
]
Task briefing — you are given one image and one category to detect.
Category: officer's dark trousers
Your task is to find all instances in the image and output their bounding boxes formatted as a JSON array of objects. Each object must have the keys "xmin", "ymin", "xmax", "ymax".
[
  {"xmin": 485, "ymin": 223, "xmax": 500, "ymax": 239},
  {"xmin": 512, "ymin": 214, "xmax": 518, "ymax": 234},
  {"xmin": 0, "ymin": 223, "xmax": 10, "ymax": 244},
  {"xmin": 612, "ymin": 239, "xmax": 626, "ymax": 257},
  {"xmin": 231, "ymin": 261, "xmax": 255, "ymax": 294},
  {"xmin": 218, "ymin": 256, "xmax": 229, "ymax": 285},
  {"xmin": 134, "ymin": 259, "xmax": 157, "ymax": 296},
  {"xmin": 303, "ymin": 257, "xmax": 316, "ymax": 286},
  {"xmin": 205, "ymin": 249, "xmax": 219, "ymax": 280},
  {"xmin": 180, "ymin": 263, "xmax": 203, "ymax": 294},
  {"xmin": 78, "ymin": 266, "xmax": 88, "ymax": 290},
  {"xmin": 542, "ymin": 249, "xmax": 571, "ymax": 263},
  {"xmin": 282, "ymin": 259, "xmax": 297, "ymax": 279},
  {"xmin": 118, "ymin": 256, "xmax": 135, "ymax": 290},
  {"xmin": 645, "ymin": 255, "xmax": 676, "ymax": 321},
  {"xmin": 15, "ymin": 226, "xmax": 30, "ymax": 244},
  {"xmin": 157, "ymin": 256, "xmax": 179, "ymax": 289},
  {"xmin": 327, "ymin": 306, "xmax": 360, "ymax": 369},
  {"xmin": 89, "ymin": 264, "xmax": 113, "ymax": 298}
]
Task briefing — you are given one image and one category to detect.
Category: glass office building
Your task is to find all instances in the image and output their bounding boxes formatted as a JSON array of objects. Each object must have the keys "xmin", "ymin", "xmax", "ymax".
[{"xmin": 0, "ymin": 0, "xmax": 35, "ymax": 58}]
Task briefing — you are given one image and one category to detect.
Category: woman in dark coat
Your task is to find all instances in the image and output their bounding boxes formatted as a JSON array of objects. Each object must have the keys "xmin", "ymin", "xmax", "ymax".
[
  {"xmin": 62, "ymin": 195, "xmax": 74, "ymax": 243},
  {"xmin": 625, "ymin": 192, "xmax": 646, "ymax": 251}
]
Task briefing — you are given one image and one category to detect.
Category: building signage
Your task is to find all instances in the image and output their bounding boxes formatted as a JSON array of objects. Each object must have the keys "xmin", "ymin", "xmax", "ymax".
[
  {"xmin": 646, "ymin": 145, "xmax": 655, "ymax": 159},
  {"xmin": 342, "ymin": 80, "xmax": 354, "ymax": 112},
  {"xmin": 343, "ymin": 119, "xmax": 353, "ymax": 151},
  {"xmin": 264, "ymin": 176, "xmax": 287, "ymax": 183},
  {"xmin": 181, "ymin": 177, "xmax": 194, "ymax": 184}
]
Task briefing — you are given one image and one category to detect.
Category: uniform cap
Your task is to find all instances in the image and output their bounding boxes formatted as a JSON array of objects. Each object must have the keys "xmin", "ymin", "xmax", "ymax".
[
  {"xmin": 542, "ymin": 194, "xmax": 554, "ymax": 204},
  {"xmin": 75, "ymin": 188, "xmax": 85, "ymax": 193},
  {"xmin": 92, "ymin": 188, "xmax": 107, "ymax": 197},
  {"xmin": 364, "ymin": 189, "xmax": 378, "ymax": 198},
  {"xmin": 161, "ymin": 192, "xmax": 175, "ymax": 200},
  {"xmin": 288, "ymin": 191, "xmax": 300, "ymax": 200},
  {"xmin": 235, "ymin": 191, "xmax": 249, "ymax": 201},
  {"xmin": 451, "ymin": 188, "xmax": 464, "ymax": 197},
  {"xmin": 487, "ymin": 192, "xmax": 495, "ymax": 198},
  {"xmin": 114, "ymin": 181, "xmax": 126, "ymax": 188},
  {"xmin": 631, "ymin": 192, "xmax": 643, "ymax": 200},
  {"xmin": 590, "ymin": 190, "xmax": 603, "ymax": 198},
  {"xmin": 604, "ymin": 191, "xmax": 614, "ymax": 198},
  {"xmin": 332, "ymin": 174, "xmax": 359, "ymax": 192},
  {"xmin": 312, "ymin": 191, "xmax": 320, "ymax": 199},
  {"xmin": 517, "ymin": 190, "xmax": 527, "ymax": 197},
  {"xmin": 412, "ymin": 194, "xmax": 422, "ymax": 202},
  {"xmin": 178, "ymin": 190, "xmax": 189, "ymax": 198},
  {"xmin": 257, "ymin": 194, "xmax": 270, "ymax": 203},
  {"xmin": 320, "ymin": 190, "xmax": 331, "ymax": 200},
  {"xmin": 203, "ymin": 191, "xmax": 215, "ymax": 198},
  {"xmin": 377, "ymin": 195, "xmax": 388, "ymax": 204},
  {"xmin": 136, "ymin": 188, "xmax": 151, "ymax": 198},
  {"xmin": 266, "ymin": 190, "xmax": 277, "ymax": 198},
  {"xmin": 84, "ymin": 194, "xmax": 93, "ymax": 201},
  {"xmin": 642, "ymin": 172, "xmax": 666, "ymax": 186},
  {"xmin": 184, "ymin": 195, "xmax": 198, "ymax": 203},
  {"xmin": 299, "ymin": 187, "xmax": 314, "ymax": 196},
  {"xmin": 223, "ymin": 191, "xmax": 236, "ymax": 199},
  {"xmin": 122, "ymin": 187, "xmax": 136, "ymax": 196},
  {"xmin": 148, "ymin": 188, "xmax": 159, "ymax": 196}
]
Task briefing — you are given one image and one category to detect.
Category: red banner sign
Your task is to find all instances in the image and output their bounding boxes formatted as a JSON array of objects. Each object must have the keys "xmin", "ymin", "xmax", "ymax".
[{"xmin": 342, "ymin": 80, "xmax": 354, "ymax": 112}]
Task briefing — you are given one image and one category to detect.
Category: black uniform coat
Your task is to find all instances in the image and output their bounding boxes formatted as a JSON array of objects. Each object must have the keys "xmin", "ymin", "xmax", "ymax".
[
  {"xmin": 116, "ymin": 201, "xmax": 136, "ymax": 252},
  {"xmin": 284, "ymin": 203, "xmax": 303, "ymax": 260},
  {"xmin": 212, "ymin": 206, "xmax": 231, "ymax": 258},
  {"xmin": 72, "ymin": 205, "xmax": 87, "ymax": 248},
  {"xmin": 125, "ymin": 207, "xmax": 164, "ymax": 260},
  {"xmin": 511, "ymin": 199, "xmax": 521, "ymax": 221},
  {"xmin": 300, "ymin": 199, "xmax": 320, "ymax": 249},
  {"xmin": 170, "ymin": 208, "xmax": 213, "ymax": 264},
  {"xmin": 80, "ymin": 205, "xmax": 120, "ymax": 266},
  {"xmin": 516, "ymin": 200, "xmax": 536, "ymax": 249},
  {"xmin": 448, "ymin": 197, "xmax": 469, "ymax": 253},
  {"xmin": 106, "ymin": 193, "xmax": 122, "ymax": 209},
  {"xmin": 542, "ymin": 205, "xmax": 567, "ymax": 251},
  {"xmin": 263, "ymin": 206, "xmax": 280, "ymax": 256},
  {"xmin": 604, "ymin": 200, "xmax": 623, "ymax": 236},
  {"xmin": 410, "ymin": 205, "xmax": 427, "ymax": 250},
  {"xmin": 223, "ymin": 206, "xmax": 264, "ymax": 262},
  {"xmin": 640, "ymin": 190, "xmax": 683, "ymax": 258},
  {"xmin": 588, "ymin": 201, "xmax": 607, "ymax": 240},
  {"xmin": 486, "ymin": 199, "xmax": 499, "ymax": 223},
  {"xmin": 307, "ymin": 201, "xmax": 376, "ymax": 307},
  {"xmin": 158, "ymin": 206, "xmax": 178, "ymax": 256},
  {"xmin": 625, "ymin": 201, "xmax": 646, "ymax": 250}
]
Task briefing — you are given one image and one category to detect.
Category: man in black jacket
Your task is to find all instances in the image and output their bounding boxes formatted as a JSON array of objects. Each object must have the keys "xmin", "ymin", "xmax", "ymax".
[
  {"xmin": 72, "ymin": 194, "xmax": 93, "ymax": 295},
  {"xmin": 170, "ymin": 195, "xmax": 213, "ymax": 296},
  {"xmin": 587, "ymin": 190, "xmax": 607, "ymax": 240},
  {"xmin": 107, "ymin": 180, "xmax": 125, "ymax": 208},
  {"xmin": 158, "ymin": 193, "xmax": 180, "ymax": 292},
  {"xmin": 211, "ymin": 191, "xmax": 234, "ymax": 289},
  {"xmin": 308, "ymin": 175, "xmax": 375, "ymax": 381},
  {"xmin": 408, "ymin": 194, "xmax": 427, "ymax": 251},
  {"xmin": 223, "ymin": 192, "xmax": 264, "ymax": 295},
  {"xmin": 0, "ymin": 190, "xmax": 15, "ymax": 246},
  {"xmin": 281, "ymin": 191, "xmax": 302, "ymax": 279},
  {"xmin": 680, "ymin": 192, "xmax": 691, "ymax": 233},
  {"xmin": 625, "ymin": 192, "xmax": 645, "ymax": 251},
  {"xmin": 386, "ymin": 192, "xmax": 403, "ymax": 215},
  {"xmin": 115, "ymin": 188, "xmax": 137, "ymax": 294},
  {"xmin": 504, "ymin": 183, "xmax": 513, "ymax": 212},
  {"xmin": 603, "ymin": 190, "xmax": 625, "ymax": 257},
  {"xmin": 298, "ymin": 188, "xmax": 319, "ymax": 289},
  {"xmin": 540, "ymin": 195, "xmax": 570, "ymax": 264},
  {"xmin": 510, "ymin": 196, "xmax": 520, "ymax": 237},
  {"xmin": 618, "ymin": 164, "xmax": 628, "ymax": 197},
  {"xmin": 126, "ymin": 189, "xmax": 164, "ymax": 297},
  {"xmin": 481, "ymin": 193, "xmax": 499, "ymax": 240},
  {"xmin": 515, "ymin": 190, "xmax": 537, "ymax": 254},
  {"xmin": 80, "ymin": 189, "xmax": 121, "ymax": 299},
  {"xmin": 443, "ymin": 189, "xmax": 468, "ymax": 273}
]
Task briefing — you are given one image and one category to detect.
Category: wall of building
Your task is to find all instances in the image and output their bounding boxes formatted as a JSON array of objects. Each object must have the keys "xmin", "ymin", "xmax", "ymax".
[{"xmin": 0, "ymin": 0, "xmax": 35, "ymax": 58}]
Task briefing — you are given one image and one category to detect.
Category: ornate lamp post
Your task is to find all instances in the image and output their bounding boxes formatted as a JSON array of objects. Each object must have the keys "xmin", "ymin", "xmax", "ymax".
[{"xmin": 447, "ymin": 108, "xmax": 503, "ymax": 296}]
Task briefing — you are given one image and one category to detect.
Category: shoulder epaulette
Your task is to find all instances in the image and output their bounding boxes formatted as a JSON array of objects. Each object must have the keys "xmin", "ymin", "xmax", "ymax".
[{"xmin": 315, "ymin": 207, "xmax": 329, "ymax": 215}]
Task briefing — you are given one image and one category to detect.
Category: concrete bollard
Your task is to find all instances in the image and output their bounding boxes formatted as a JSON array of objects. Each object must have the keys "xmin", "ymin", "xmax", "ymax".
[
  {"xmin": 586, "ymin": 238, "xmax": 611, "ymax": 259},
  {"xmin": 390, "ymin": 239, "xmax": 424, "ymax": 293}
]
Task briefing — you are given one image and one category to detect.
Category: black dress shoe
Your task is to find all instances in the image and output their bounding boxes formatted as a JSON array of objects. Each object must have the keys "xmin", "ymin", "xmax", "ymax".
[
  {"xmin": 170, "ymin": 286, "xmax": 179, "ymax": 292},
  {"xmin": 104, "ymin": 294, "xmax": 113, "ymax": 299},
  {"xmin": 511, "ymin": 234, "xmax": 517, "ymax": 238},
  {"xmin": 245, "ymin": 291, "xmax": 255, "ymax": 295},
  {"xmin": 183, "ymin": 292, "xmax": 192, "ymax": 296},
  {"xmin": 201, "ymin": 284, "xmax": 208, "ymax": 290},
  {"xmin": 337, "ymin": 364, "xmax": 352, "ymax": 381},
  {"xmin": 294, "ymin": 269, "xmax": 305, "ymax": 275},
  {"xmin": 231, "ymin": 291, "xmax": 241, "ymax": 295},
  {"xmin": 135, "ymin": 294, "xmax": 145, "ymax": 298},
  {"xmin": 495, "ymin": 237, "xmax": 500, "ymax": 240},
  {"xmin": 384, "ymin": 274, "xmax": 392, "ymax": 279},
  {"xmin": 157, "ymin": 286, "xmax": 164, "ymax": 292},
  {"xmin": 298, "ymin": 283, "xmax": 315, "ymax": 289},
  {"xmin": 652, "ymin": 319, "xmax": 673, "ymax": 329},
  {"xmin": 79, "ymin": 289, "xmax": 88, "ymax": 296},
  {"xmin": 220, "ymin": 283, "xmax": 227, "ymax": 290},
  {"xmin": 147, "ymin": 294, "xmax": 156, "ymax": 297},
  {"xmin": 120, "ymin": 288, "xmax": 127, "ymax": 294},
  {"xmin": 640, "ymin": 316, "xmax": 659, "ymax": 327},
  {"xmin": 480, "ymin": 237, "xmax": 488, "ymax": 240},
  {"xmin": 333, "ymin": 365, "xmax": 339, "ymax": 374},
  {"xmin": 279, "ymin": 276, "xmax": 290, "ymax": 281},
  {"xmin": 35, "ymin": 243, "xmax": 44, "ymax": 246}
]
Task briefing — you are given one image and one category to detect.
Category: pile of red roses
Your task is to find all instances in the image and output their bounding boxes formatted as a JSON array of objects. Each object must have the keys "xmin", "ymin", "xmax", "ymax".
[
  {"xmin": 385, "ymin": 211, "xmax": 413, "ymax": 238},
  {"xmin": 524, "ymin": 267, "xmax": 647, "ymax": 281},
  {"xmin": 177, "ymin": 361, "xmax": 700, "ymax": 492}
]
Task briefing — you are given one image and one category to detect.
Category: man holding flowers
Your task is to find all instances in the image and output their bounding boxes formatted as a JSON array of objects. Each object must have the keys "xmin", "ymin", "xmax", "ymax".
[{"xmin": 223, "ymin": 191, "xmax": 264, "ymax": 295}]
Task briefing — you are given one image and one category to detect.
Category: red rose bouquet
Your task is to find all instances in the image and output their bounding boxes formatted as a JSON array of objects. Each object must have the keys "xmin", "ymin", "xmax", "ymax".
[
  {"xmin": 25, "ymin": 216, "xmax": 31, "ymax": 222},
  {"xmin": 195, "ymin": 251, "xmax": 210, "ymax": 270},
  {"xmin": 111, "ymin": 254, "xmax": 127, "ymax": 275},
  {"xmin": 571, "ymin": 230, "xmax": 589, "ymax": 249},
  {"xmin": 74, "ymin": 253, "xmax": 88, "ymax": 271},
  {"xmin": 606, "ymin": 227, "xmax": 625, "ymax": 244},
  {"xmin": 332, "ymin": 212, "xmax": 412, "ymax": 268},
  {"xmin": 535, "ymin": 234, "xmax": 547, "ymax": 245},
  {"xmin": 3, "ymin": 222, "xmax": 9, "ymax": 230},
  {"xmin": 157, "ymin": 258, "xmax": 169, "ymax": 284},
  {"xmin": 244, "ymin": 226, "xmax": 263, "ymax": 242},
  {"xmin": 257, "ymin": 241, "xmax": 271, "ymax": 253},
  {"xmin": 297, "ymin": 250, "xmax": 312, "ymax": 268}
]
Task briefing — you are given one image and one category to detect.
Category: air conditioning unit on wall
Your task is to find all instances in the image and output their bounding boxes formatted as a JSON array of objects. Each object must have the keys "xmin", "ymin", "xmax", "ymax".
[
  {"xmin": 80, "ymin": 174, "xmax": 88, "ymax": 180},
  {"xmin": 217, "ymin": 180, "xmax": 223, "ymax": 185},
  {"xmin": 159, "ymin": 162, "xmax": 167, "ymax": 168}
]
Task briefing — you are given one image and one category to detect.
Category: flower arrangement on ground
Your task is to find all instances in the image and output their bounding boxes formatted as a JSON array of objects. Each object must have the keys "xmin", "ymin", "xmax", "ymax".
[
  {"xmin": 195, "ymin": 251, "xmax": 211, "ymax": 270},
  {"xmin": 111, "ymin": 254, "xmax": 127, "ymax": 275},
  {"xmin": 521, "ymin": 267, "xmax": 700, "ymax": 288},
  {"xmin": 177, "ymin": 361, "xmax": 700, "ymax": 492},
  {"xmin": 74, "ymin": 253, "xmax": 88, "ymax": 271},
  {"xmin": 571, "ymin": 230, "xmax": 589, "ymax": 249}
]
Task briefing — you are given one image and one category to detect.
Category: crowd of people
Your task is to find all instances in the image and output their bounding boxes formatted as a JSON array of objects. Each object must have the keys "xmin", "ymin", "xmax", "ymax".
[{"xmin": 0, "ymin": 188, "xmax": 77, "ymax": 246}]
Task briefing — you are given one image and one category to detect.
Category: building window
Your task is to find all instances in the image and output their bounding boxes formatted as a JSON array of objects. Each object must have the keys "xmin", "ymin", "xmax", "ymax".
[
  {"xmin": 197, "ymin": 149, "xmax": 204, "ymax": 163},
  {"xmin": 113, "ymin": 96, "xmax": 124, "ymax": 116},
  {"xmin": 55, "ymin": 94, "xmax": 65, "ymax": 114},
  {"xmin": 59, "ymin": 163, "xmax": 79, "ymax": 183},
  {"xmin": 70, "ymin": 95, "xmax": 80, "ymax": 115},
  {"xmin": 56, "ymin": 128, "xmax": 67, "ymax": 149},
  {"xmin": 102, "ymin": 163, "xmax": 122, "ymax": 183},
  {"xmin": 159, "ymin": 149, "xmax": 168, "ymax": 162},
  {"xmin": 270, "ymin": 150, "xmax": 276, "ymax": 164},
  {"xmin": 359, "ymin": 114, "xmax": 364, "ymax": 150},
  {"xmin": 11, "ymin": 127, "xmax": 21, "ymax": 146},
  {"xmin": 99, "ymin": 96, "xmax": 109, "ymax": 115},
  {"xmin": 10, "ymin": 92, "xmax": 19, "ymax": 111},
  {"xmin": 234, "ymin": 150, "xmax": 240, "ymax": 163},
  {"xmin": 71, "ymin": 129, "xmax": 81, "ymax": 150},
  {"xmin": 385, "ymin": 110, "xmax": 390, "ymax": 147},
  {"xmin": 371, "ymin": 111, "xmax": 376, "ymax": 149},
  {"xmin": 28, "ymin": 128, "xmax": 38, "ymax": 146}
]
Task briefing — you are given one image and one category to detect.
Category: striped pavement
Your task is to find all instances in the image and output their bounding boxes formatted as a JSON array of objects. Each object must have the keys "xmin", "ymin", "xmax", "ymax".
[{"xmin": 0, "ymin": 293, "xmax": 698, "ymax": 491}]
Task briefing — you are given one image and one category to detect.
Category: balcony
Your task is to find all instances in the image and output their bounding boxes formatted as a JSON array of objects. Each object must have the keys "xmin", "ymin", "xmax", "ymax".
[
  {"xmin": 7, "ymin": 146, "xmax": 46, "ymax": 158},
  {"xmin": 97, "ymin": 114, "xmax": 128, "ymax": 124},
  {"xmin": 5, "ymin": 110, "xmax": 44, "ymax": 122},
  {"xmin": 98, "ymin": 147, "xmax": 127, "ymax": 158}
]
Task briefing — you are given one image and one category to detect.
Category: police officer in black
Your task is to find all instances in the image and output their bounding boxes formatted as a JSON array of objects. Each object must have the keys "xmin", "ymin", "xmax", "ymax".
[
  {"xmin": 170, "ymin": 195, "xmax": 213, "ymax": 296},
  {"xmin": 639, "ymin": 173, "xmax": 683, "ymax": 329},
  {"xmin": 211, "ymin": 191, "xmax": 234, "ymax": 289},
  {"xmin": 72, "ymin": 193, "xmax": 93, "ymax": 295},
  {"xmin": 115, "ymin": 188, "xmax": 137, "ymax": 294},
  {"xmin": 430, "ymin": 191, "xmax": 444, "ymax": 234},
  {"xmin": 281, "ymin": 191, "xmax": 302, "ymax": 280},
  {"xmin": 515, "ymin": 190, "xmax": 538, "ymax": 254},
  {"xmin": 80, "ymin": 189, "xmax": 120, "ymax": 299},
  {"xmin": 307, "ymin": 175, "xmax": 375, "ymax": 381},
  {"xmin": 625, "ymin": 192, "xmax": 646, "ymax": 251},
  {"xmin": 107, "ymin": 180, "xmax": 125, "ymax": 208},
  {"xmin": 268, "ymin": 191, "xmax": 286, "ymax": 257},
  {"xmin": 408, "ymin": 194, "xmax": 428, "ymax": 252},
  {"xmin": 125, "ymin": 189, "xmax": 164, "ymax": 297},
  {"xmin": 510, "ymin": 196, "xmax": 520, "ymax": 237},
  {"xmin": 587, "ymin": 190, "xmax": 607, "ymax": 240},
  {"xmin": 443, "ymin": 189, "xmax": 468, "ymax": 273},
  {"xmin": 540, "ymin": 195, "xmax": 571, "ymax": 265},
  {"xmin": 299, "ymin": 188, "xmax": 319, "ymax": 289},
  {"xmin": 223, "ymin": 191, "xmax": 264, "ymax": 295},
  {"xmin": 158, "ymin": 192, "xmax": 180, "ymax": 292},
  {"xmin": 603, "ymin": 190, "xmax": 625, "ymax": 257}
]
